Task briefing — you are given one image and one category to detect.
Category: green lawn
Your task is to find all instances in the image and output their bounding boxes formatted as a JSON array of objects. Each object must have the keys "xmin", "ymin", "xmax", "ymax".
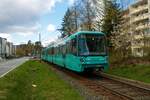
[
  {"xmin": 107, "ymin": 65, "xmax": 150, "ymax": 83},
  {"xmin": 0, "ymin": 60, "xmax": 83, "ymax": 100}
]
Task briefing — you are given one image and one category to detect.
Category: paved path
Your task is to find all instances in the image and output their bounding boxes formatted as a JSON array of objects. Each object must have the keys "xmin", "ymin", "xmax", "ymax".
[{"xmin": 0, "ymin": 57, "xmax": 29, "ymax": 78}]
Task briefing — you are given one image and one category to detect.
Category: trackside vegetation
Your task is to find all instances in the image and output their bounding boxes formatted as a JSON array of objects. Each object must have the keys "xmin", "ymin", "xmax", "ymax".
[
  {"xmin": 0, "ymin": 60, "xmax": 83, "ymax": 100},
  {"xmin": 107, "ymin": 65, "xmax": 150, "ymax": 83}
]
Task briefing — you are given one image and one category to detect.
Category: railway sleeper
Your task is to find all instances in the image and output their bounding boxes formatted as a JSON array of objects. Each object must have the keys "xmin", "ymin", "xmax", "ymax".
[{"xmin": 134, "ymin": 95, "xmax": 150, "ymax": 100}]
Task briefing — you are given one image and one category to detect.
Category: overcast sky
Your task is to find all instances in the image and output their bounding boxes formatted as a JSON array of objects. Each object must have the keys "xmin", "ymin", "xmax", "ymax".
[
  {"xmin": 0, "ymin": 0, "xmax": 133, "ymax": 46},
  {"xmin": 0, "ymin": 0, "xmax": 75, "ymax": 46}
]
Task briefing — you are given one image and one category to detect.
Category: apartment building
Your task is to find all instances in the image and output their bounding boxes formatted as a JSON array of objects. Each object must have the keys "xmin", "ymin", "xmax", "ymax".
[
  {"xmin": 93, "ymin": 0, "xmax": 105, "ymax": 31},
  {"xmin": 0, "ymin": 37, "xmax": 7, "ymax": 58},
  {"xmin": 0, "ymin": 37, "xmax": 16, "ymax": 58},
  {"xmin": 123, "ymin": 0, "xmax": 150, "ymax": 56}
]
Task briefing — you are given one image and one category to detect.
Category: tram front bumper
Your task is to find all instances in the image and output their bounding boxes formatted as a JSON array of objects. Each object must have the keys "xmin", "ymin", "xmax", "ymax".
[{"xmin": 82, "ymin": 64, "xmax": 103, "ymax": 68}]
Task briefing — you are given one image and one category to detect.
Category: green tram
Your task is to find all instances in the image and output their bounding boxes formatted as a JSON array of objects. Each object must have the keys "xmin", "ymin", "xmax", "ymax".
[{"xmin": 42, "ymin": 31, "xmax": 109, "ymax": 72}]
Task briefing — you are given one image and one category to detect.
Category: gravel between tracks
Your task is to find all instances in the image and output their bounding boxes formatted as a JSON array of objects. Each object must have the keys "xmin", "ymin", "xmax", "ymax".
[
  {"xmin": 47, "ymin": 63, "xmax": 127, "ymax": 100},
  {"xmin": 50, "ymin": 66, "xmax": 106, "ymax": 100}
]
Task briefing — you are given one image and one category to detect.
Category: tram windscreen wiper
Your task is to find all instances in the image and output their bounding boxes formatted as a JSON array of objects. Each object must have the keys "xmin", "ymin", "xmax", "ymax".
[{"xmin": 78, "ymin": 34, "xmax": 106, "ymax": 56}]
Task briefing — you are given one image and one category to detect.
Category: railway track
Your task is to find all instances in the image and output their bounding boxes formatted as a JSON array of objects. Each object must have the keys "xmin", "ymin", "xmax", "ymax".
[
  {"xmin": 49, "ymin": 63, "xmax": 150, "ymax": 100},
  {"xmin": 93, "ymin": 76, "xmax": 150, "ymax": 100},
  {"xmin": 99, "ymin": 73, "xmax": 150, "ymax": 100}
]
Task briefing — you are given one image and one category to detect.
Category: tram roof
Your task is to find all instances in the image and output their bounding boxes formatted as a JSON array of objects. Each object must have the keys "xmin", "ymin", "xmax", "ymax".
[
  {"xmin": 44, "ymin": 31, "xmax": 105, "ymax": 49},
  {"xmin": 67, "ymin": 31, "xmax": 105, "ymax": 40}
]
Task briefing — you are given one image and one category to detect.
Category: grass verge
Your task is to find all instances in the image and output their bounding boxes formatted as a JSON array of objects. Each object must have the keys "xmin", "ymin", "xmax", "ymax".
[
  {"xmin": 106, "ymin": 65, "xmax": 150, "ymax": 83},
  {"xmin": 0, "ymin": 60, "xmax": 83, "ymax": 100}
]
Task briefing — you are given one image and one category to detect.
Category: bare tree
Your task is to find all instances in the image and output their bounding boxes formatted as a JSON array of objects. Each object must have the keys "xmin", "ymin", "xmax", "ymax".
[{"xmin": 78, "ymin": 0, "xmax": 96, "ymax": 31}]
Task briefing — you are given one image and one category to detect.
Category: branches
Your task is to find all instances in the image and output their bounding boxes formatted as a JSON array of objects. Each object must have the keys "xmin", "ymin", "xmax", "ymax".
[{"xmin": 59, "ymin": 0, "xmax": 105, "ymax": 37}]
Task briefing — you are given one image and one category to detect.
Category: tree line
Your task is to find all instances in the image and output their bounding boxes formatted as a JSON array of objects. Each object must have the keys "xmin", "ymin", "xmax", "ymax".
[{"xmin": 16, "ymin": 40, "xmax": 42, "ymax": 57}]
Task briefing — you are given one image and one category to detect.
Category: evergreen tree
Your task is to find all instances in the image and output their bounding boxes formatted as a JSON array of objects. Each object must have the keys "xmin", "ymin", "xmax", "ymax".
[
  {"xmin": 101, "ymin": 0, "xmax": 122, "ymax": 48},
  {"xmin": 59, "ymin": 9, "xmax": 72, "ymax": 37},
  {"xmin": 59, "ymin": 7, "xmax": 79, "ymax": 37},
  {"xmin": 102, "ymin": 0, "xmax": 122, "ymax": 37}
]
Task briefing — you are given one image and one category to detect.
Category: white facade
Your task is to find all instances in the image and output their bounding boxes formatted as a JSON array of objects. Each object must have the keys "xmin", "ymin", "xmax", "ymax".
[
  {"xmin": 6, "ymin": 42, "xmax": 9, "ymax": 57},
  {"xmin": 93, "ymin": 0, "xmax": 105, "ymax": 31},
  {"xmin": 0, "ymin": 37, "xmax": 16, "ymax": 58},
  {"xmin": 12, "ymin": 45, "xmax": 16, "ymax": 56},
  {"xmin": 6, "ymin": 42, "xmax": 14, "ymax": 57},
  {"xmin": 9, "ymin": 42, "xmax": 13, "ymax": 56},
  {"xmin": 1, "ymin": 38, "xmax": 7, "ymax": 58},
  {"xmin": 123, "ymin": 0, "xmax": 150, "ymax": 56},
  {"xmin": 0, "ymin": 37, "xmax": 2, "ymax": 57}
]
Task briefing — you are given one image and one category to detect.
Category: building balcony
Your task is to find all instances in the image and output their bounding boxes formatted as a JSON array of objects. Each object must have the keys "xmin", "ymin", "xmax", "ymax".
[
  {"xmin": 131, "ymin": 46, "xmax": 144, "ymax": 57},
  {"xmin": 130, "ymin": 5, "xmax": 148, "ymax": 15},
  {"xmin": 144, "ymin": 32, "xmax": 150, "ymax": 38},
  {"xmin": 131, "ymin": 45, "xmax": 144, "ymax": 51},
  {"xmin": 135, "ymin": 23, "xmax": 150, "ymax": 30},
  {"xmin": 133, "ymin": 34, "xmax": 144, "ymax": 39},
  {"xmin": 131, "ymin": 13, "xmax": 149, "ymax": 23},
  {"xmin": 131, "ymin": 42, "xmax": 144, "ymax": 48}
]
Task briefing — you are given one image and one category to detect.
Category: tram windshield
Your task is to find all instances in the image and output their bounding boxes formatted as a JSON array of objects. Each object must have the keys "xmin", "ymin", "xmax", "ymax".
[{"xmin": 78, "ymin": 34, "xmax": 106, "ymax": 56}]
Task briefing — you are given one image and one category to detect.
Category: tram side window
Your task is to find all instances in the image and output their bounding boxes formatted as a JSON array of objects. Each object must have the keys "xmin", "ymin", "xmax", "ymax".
[
  {"xmin": 71, "ymin": 38, "xmax": 77, "ymax": 55},
  {"xmin": 69, "ymin": 41, "xmax": 72, "ymax": 53},
  {"xmin": 42, "ymin": 51, "xmax": 44, "ymax": 55},
  {"xmin": 56, "ymin": 47, "xmax": 58, "ymax": 55},
  {"xmin": 60, "ymin": 45, "xmax": 63, "ymax": 54},
  {"xmin": 55, "ymin": 47, "xmax": 57, "ymax": 54},
  {"xmin": 57, "ymin": 47, "xmax": 59, "ymax": 54},
  {"xmin": 55, "ymin": 47, "xmax": 57, "ymax": 55},
  {"xmin": 54, "ymin": 47, "xmax": 56, "ymax": 55},
  {"xmin": 56, "ymin": 46, "xmax": 59, "ymax": 55},
  {"xmin": 58, "ymin": 46, "xmax": 59, "ymax": 54},
  {"xmin": 62, "ymin": 45, "xmax": 66, "ymax": 54},
  {"xmin": 59, "ymin": 47, "xmax": 61, "ymax": 54},
  {"xmin": 51, "ymin": 49, "xmax": 52, "ymax": 55},
  {"xmin": 52, "ymin": 47, "xmax": 54, "ymax": 55},
  {"xmin": 59, "ymin": 46, "xmax": 61, "ymax": 54},
  {"xmin": 48, "ymin": 49, "xmax": 51, "ymax": 55},
  {"xmin": 66, "ymin": 41, "xmax": 70, "ymax": 54}
]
